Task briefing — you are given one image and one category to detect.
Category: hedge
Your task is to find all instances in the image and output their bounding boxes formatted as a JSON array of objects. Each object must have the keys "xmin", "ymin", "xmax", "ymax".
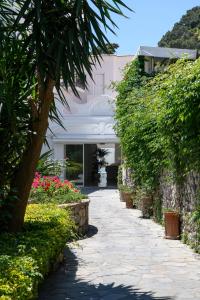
[
  {"xmin": 115, "ymin": 57, "xmax": 200, "ymax": 190},
  {"xmin": 0, "ymin": 204, "xmax": 76, "ymax": 300}
]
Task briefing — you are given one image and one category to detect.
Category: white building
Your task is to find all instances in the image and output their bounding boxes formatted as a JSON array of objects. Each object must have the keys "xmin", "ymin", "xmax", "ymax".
[
  {"xmin": 44, "ymin": 46, "xmax": 197, "ymax": 187},
  {"xmin": 137, "ymin": 46, "xmax": 197, "ymax": 73},
  {"xmin": 44, "ymin": 54, "xmax": 134, "ymax": 186}
]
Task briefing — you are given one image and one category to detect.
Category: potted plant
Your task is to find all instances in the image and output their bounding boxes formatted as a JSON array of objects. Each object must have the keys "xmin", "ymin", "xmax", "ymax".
[
  {"xmin": 119, "ymin": 185, "xmax": 134, "ymax": 208},
  {"xmin": 136, "ymin": 188, "xmax": 154, "ymax": 218},
  {"xmin": 118, "ymin": 184, "xmax": 125, "ymax": 202},
  {"xmin": 164, "ymin": 209, "xmax": 180, "ymax": 240}
]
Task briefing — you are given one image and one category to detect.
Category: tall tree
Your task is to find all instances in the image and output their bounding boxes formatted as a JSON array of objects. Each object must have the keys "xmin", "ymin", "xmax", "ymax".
[
  {"xmin": 0, "ymin": 0, "xmax": 130, "ymax": 232},
  {"xmin": 158, "ymin": 6, "xmax": 200, "ymax": 49}
]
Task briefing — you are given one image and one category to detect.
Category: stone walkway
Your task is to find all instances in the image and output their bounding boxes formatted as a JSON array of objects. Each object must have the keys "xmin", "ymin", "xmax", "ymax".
[{"xmin": 38, "ymin": 189, "xmax": 200, "ymax": 300}]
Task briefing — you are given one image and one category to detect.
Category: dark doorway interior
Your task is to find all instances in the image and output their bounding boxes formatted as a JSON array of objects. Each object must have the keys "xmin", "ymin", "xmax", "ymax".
[
  {"xmin": 84, "ymin": 144, "xmax": 98, "ymax": 186},
  {"xmin": 65, "ymin": 143, "xmax": 121, "ymax": 187},
  {"xmin": 65, "ymin": 144, "xmax": 84, "ymax": 186}
]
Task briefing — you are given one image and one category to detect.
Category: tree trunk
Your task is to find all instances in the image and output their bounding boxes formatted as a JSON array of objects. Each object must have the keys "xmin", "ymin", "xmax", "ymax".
[{"xmin": 3, "ymin": 78, "xmax": 55, "ymax": 232}]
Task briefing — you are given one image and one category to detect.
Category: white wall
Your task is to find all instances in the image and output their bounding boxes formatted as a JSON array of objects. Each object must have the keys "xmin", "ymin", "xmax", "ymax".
[
  {"xmin": 51, "ymin": 54, "xmax": 134, "ymax": 118},
  {"xmin": 44, "ymin": 54, "xmax": 134, "ymax": 162}
]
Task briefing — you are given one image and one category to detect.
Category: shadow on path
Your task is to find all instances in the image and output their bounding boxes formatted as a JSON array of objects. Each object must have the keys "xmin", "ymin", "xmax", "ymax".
[
  {"xmin": 84, "ymin": 224, "xmax": 98, "ymax": 239},
  {"xmin": 38, "ymin": 247, "xmax": 173, "ymax": 300}
]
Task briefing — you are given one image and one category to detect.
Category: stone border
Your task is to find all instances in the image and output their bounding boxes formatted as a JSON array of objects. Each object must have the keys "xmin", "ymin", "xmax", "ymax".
[{"xmin": 58, "ymin": 199, "xmax": 90, "ymax": 235}]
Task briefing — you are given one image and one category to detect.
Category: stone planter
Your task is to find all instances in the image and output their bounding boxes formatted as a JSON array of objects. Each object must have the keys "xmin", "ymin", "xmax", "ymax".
[
  {"xmin": 58, "ymin": 199, "xmax": 90, "ymax": 235},
  {"xmin": 164, "ymin": 211, "xmax": 180, "ymax": 240}
]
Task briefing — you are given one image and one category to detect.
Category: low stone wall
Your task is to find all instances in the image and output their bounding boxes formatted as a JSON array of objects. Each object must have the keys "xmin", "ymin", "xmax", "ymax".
[{"xmin": 59, "ymin": 199, "xmax": 90, "ymax": 235}]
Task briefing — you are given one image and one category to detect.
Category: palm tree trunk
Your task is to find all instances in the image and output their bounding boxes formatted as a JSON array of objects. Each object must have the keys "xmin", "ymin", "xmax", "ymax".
[{"xmin": 4, "ymin": 77, "xmax": 55, "ymax": 232}]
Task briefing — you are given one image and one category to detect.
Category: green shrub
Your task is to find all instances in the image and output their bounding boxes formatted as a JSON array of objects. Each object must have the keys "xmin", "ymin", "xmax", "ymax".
[
  {"xmin": 115, "ymin": 57, "xmax": 200, "ymax": 190},
  {"xmin": 153, "ymin": 195, "xmax": 163, "ymax": 224},
  {"xmin": 31, "ymin": 191, "xmax": 86, "ymax": 205},
  {"xmin": 0, "ymin": 204, "xmax": 76, "ymax": 300},
  {"xmin": 118, "ymin": 184, "xmax": 133, "ymax": 193}
]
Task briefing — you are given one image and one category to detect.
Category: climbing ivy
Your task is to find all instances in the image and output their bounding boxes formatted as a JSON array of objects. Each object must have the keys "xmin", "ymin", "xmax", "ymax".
[{"xmin": 115, "ymin": 57, "xmax": 200, "ymax": 192}]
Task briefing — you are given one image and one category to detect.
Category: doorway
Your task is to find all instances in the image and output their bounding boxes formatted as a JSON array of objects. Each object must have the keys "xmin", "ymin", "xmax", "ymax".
[{"xmin": 65, "ymin": 143, "xmax": 121, "ymax": 187}]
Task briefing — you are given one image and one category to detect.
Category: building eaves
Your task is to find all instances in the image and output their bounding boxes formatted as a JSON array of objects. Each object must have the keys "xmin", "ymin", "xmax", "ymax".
[{"xmin": 136, "ymin": 46, "xmax": 197, "ymax": 60}]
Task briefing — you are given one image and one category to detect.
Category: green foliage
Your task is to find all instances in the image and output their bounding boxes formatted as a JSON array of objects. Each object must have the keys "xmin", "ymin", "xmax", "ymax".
[
  {"xmin": 96, "ymin": 43, "xmax": 119, "ymax": 54},
  {"xmin": 115, "ymin": 58, "xmax": 162, "ymax": 189},
  {"xmin": 0, "ymin": 204, "xmax": 75, "ymax": 299},
  {"xmin": 6, "ymin": 0, "xmax": 130, "ymax": 93},
  {"xmin": 118, "ymin": 184, "xmax": 133, "ymax": 193},
  {"xmin": 31, "ymin": 191, "xmax": 86, "ymax": 205},
  {"xmin": 115, "ymin": 56, "xmax": 200, "ymax": 194},
  {"xmin": 155, "ymin": 59, "xmax": 200, "ymax": 174},
  {"xmin": 158, "ymin": 6, "xmax": 200, "ymax": 49},
  {"xmin": 0, "ymin": 0, "xmax": 131, "ymax": 231},
  {"xmin": 153, "ymin": 196, "xmax": 163, "ymax": 224},
  {"xmin": 0, "ymin": 27, "xmax": 34, "ymax": 202},
  {"xmin": 36, "ymin": 151, "xmax": 67, "ymax": 177},
  {"xmin": 182, "ymin": 212, "xmax": 200, "ymax": 253},
  {"xmin": 191, "ymin": 207, "xmax": 200, "ymax": 224},
  {"xmin": 96, "ymin": 148, "xmax": 110, "ymax": 167},
  {"xmin": 66, "ymin": 161, "xmax": 83, "ymax": 178}
]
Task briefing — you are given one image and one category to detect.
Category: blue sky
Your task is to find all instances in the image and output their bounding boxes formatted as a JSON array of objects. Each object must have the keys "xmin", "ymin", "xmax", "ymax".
[{"xmin": 106, "ymin": 0, "xmax": 200, "ymax": 55}]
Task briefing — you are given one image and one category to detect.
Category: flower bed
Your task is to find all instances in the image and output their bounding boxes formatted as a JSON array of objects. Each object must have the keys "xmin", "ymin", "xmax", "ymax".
[
  {"xmin": 30, "ymin": 173, "xmax": 89, "ymax": 235},
  {"xmin": 30, "ymin": 173, "xmax": 86, "ymax": 204},
  {"xmin": 0, "ymin": 204, "xmax": 75, "ymax": 300}
]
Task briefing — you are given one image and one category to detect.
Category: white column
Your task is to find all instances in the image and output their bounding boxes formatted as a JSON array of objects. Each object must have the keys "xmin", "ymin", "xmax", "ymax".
[{"xmin": 53, "ymin": 143, "xmax": 65, "ymax": 179}]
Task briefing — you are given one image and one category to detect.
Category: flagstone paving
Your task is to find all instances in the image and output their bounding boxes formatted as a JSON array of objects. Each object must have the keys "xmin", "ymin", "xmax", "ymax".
[{"xmin": 38, "ymin": 188, "xmax": 200, "ymax": 300}]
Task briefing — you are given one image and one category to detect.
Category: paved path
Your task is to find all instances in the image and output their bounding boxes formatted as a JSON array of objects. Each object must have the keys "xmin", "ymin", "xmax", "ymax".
[{"xmin": 38, "ymin": 189, "xmax": 200, "ymax": 300}]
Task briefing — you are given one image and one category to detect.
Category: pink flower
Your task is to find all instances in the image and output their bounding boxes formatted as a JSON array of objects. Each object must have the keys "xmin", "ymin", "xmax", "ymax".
[{"xmin": 35, "ymin": 172, "xmax": 41, "ymax": 178}]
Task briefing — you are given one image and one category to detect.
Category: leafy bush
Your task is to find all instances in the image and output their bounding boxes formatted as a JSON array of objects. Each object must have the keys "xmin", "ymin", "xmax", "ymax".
[
  {"xmin": 0, "ymin": 204, "xmax": 75, "ymax": 300},
  {"xmin": 182, "ymin": 210, "xmax": 200, "ymax": 253},
  {"xmin": 115, "ymin": 57, "xmax": 200, "ymax": 191},
  {"xmin": 30, "ymin": 173, "xmax": 86, "ymax": 204},
  {"xmin": 115, "ymin": 58, "xmax": 162, "ymax": 190},
  {"xmin": 118, "ymin": 184, "xmax": 133, "ymax": 194},
  {"xmin": 36, "ymin": 150, "xmax": 68, "ymax": 177}
]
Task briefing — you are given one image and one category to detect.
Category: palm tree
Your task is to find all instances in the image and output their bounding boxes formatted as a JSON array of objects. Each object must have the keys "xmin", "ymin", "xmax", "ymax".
[{"xmin": 0, "ymin": 0, "xmax": 131, "ymax": 232}]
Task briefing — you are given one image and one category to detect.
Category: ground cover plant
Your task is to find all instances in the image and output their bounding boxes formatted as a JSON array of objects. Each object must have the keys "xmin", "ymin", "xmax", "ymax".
[
  {"xmin": 30, "ymin": 173, "xmax": 86, "ymax": 204},
  {"xmin": 0, "ymin": 204, "xmax": 75, "ymax": 300}
]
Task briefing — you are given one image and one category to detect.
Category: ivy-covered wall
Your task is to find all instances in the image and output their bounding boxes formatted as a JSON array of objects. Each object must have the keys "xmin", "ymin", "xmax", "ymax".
[{"xmin": 115, "ymin": 57, "xmax": 200, "ymax": 253}]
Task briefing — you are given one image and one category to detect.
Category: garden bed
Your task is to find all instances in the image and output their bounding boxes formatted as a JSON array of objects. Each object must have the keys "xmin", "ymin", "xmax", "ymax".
[{"xmin": 0, "ymin": 204, "xmax": 75, "ymax": 300}]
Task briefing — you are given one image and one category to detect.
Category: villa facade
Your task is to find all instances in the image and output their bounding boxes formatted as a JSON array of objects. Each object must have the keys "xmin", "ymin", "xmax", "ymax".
[{"xmin": 44, "ymin": 54, "xmax": 134, "ymax": 186}]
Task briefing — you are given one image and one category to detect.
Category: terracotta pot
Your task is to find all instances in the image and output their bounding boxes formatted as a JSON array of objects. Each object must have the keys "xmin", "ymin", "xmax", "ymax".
[
  {"xmin": 140, "ymin": 195, "xmax": 153, "ymax": 218},
  {"xmin": 119, "ymin": 190, "xmax": 125, "ymax": 202},
  {"xmin": 164, "ymin": 211, "xmax": 180, "ymax": 240},
  {"xmin": 123, "ymin": 192, "xmax": 133, "ymax": 209}
]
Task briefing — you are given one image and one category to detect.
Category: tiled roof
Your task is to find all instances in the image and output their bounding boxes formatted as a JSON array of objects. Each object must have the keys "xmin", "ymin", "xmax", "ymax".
[{"xmin": 137, "ymin": 46, "xmax": 197, "ymax": 59}]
